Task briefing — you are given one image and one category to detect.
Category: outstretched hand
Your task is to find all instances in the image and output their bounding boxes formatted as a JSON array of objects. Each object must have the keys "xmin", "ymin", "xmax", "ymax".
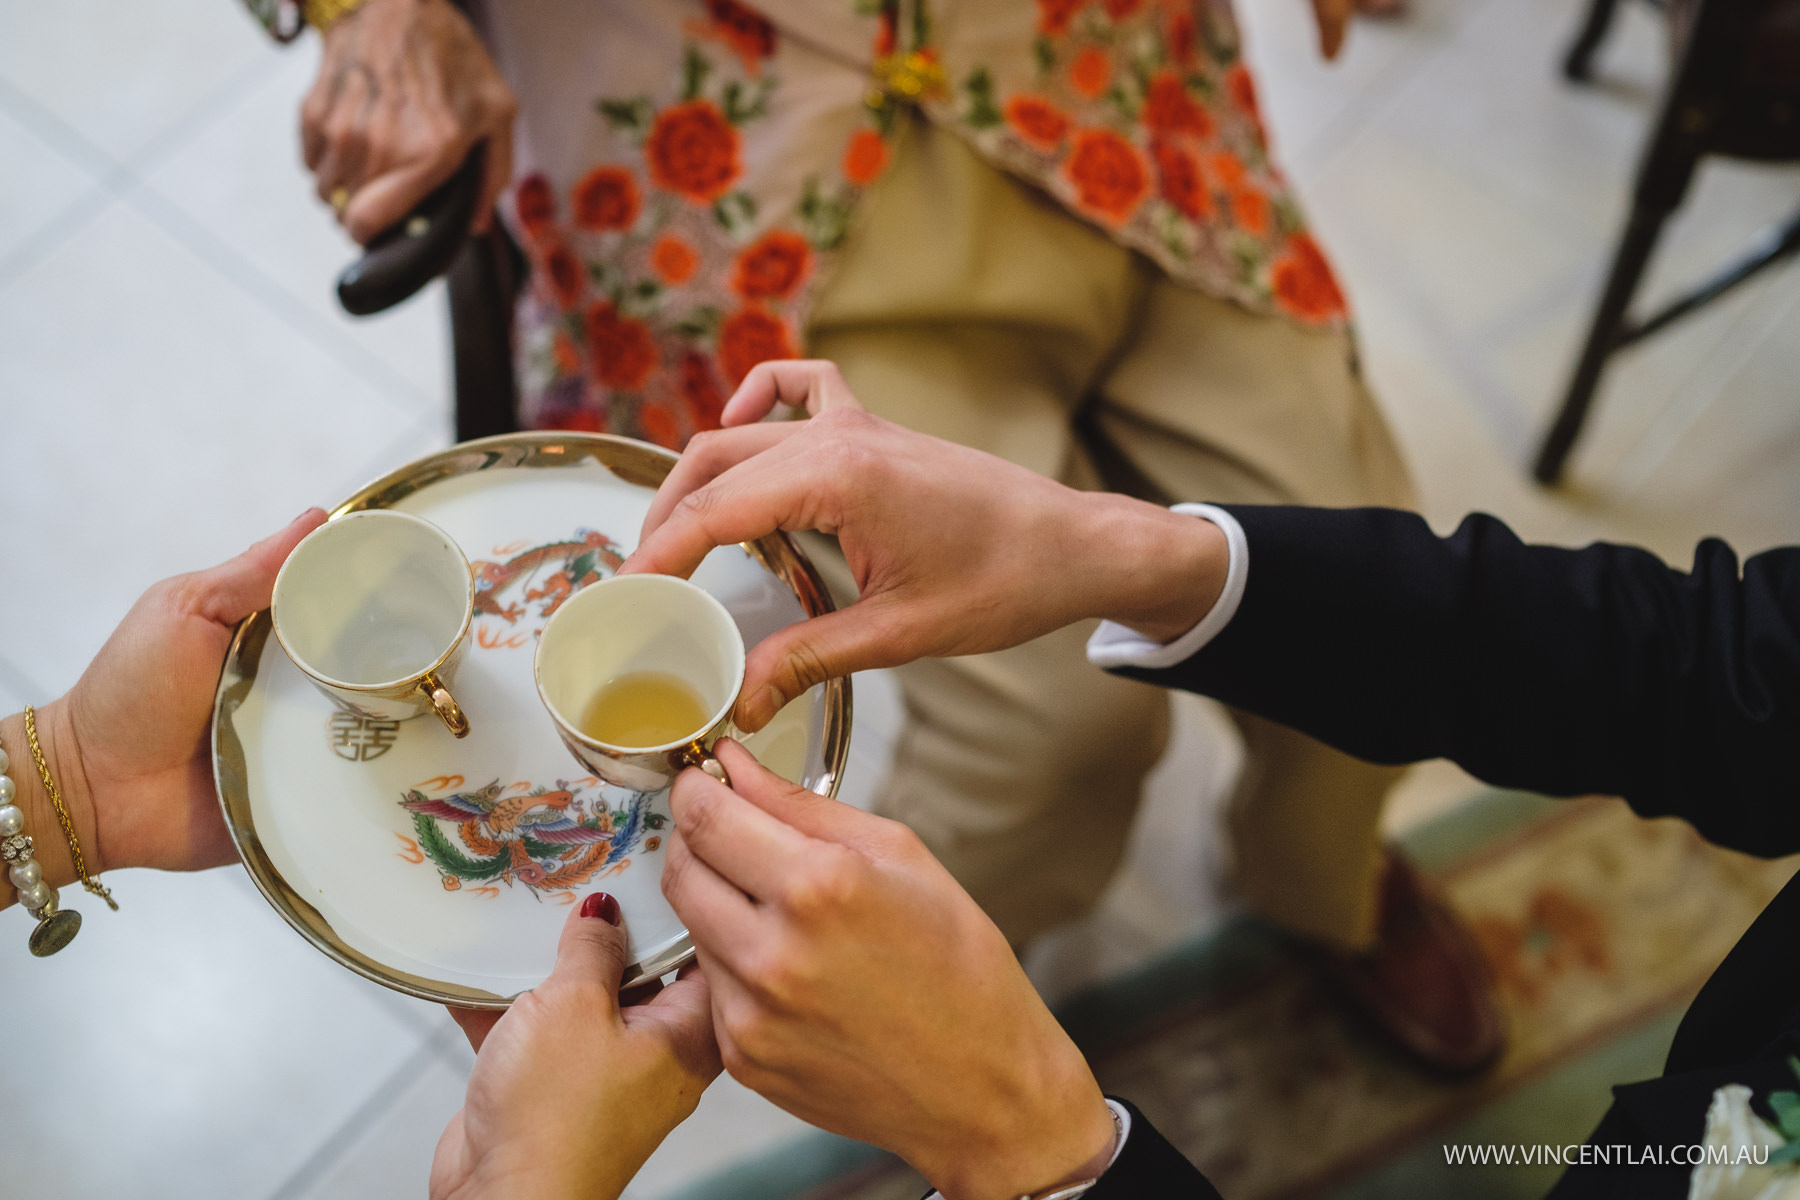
[
  {"xmin": 622, "ymin": 362, "xmax": 1225, "ymax": 732},
  {"xmin": 662, "ymin": 741, "xmax": 1116, "ymax": 1200},
  {"xmin": 433, "ymin": 897, "xmax": 720, "ymax": 1200},
  {"xmin": 0, "ymin": 509, "xmax": 329, "ymax": 906}
]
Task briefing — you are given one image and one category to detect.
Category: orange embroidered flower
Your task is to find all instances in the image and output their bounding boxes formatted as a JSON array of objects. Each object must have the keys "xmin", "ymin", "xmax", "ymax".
[
  {"xmin": 842, "ymin": 128, "xmax": 890, "ymax": 186},
  {"xmin": 1167, "ymin": 11, "xmax": 1197, "ymax": 68},
  {"xmin": 649, "ymin": 236, "xmax": 696, "ymax": 286},
  {"xmin": 543, "ymin": 242, "xmax": 586, "ymax": 310},
  {"xmin": 646, "ymin": 100, "xmax": 742, "ymax": 204},
  {"xmin": 1069, "ymin": 47, "xmax": 1112, "ymax": 99},
  {"xmin": 1206, "ymin": 151, "xmax": 1248, "ymax": 189},
  {"xmin": 732, "ymin": 231, "xmax": 811, "ymax": 301},
  {"xmin": 442, "ymin": 875, "xmax": 461, "ymax": 891},
  {"xmin": 1226, "ymin": 63, "xmax": 1261, "ymax": 121},
  {"xmin": 681, "ymin": 351, "xmax": 726, "ymax": 429},
  {"xmin": 1063, "ymin": 128, "xmax": 1149, "ymax": 225},
  {"xmin": 571, "ymin": 166, "xmax": 640, "ymax": 232},
  {"xmin": 1102, "ymin": 0, "xmax": 1144, "ymax": 18},
  {"xmin": 1271, "ymin": 232, "xmax": 1347, "ymax": 322},
  {"xmin": 1004, "ymin": 95, "xmax": 1071, "ymax": 152},
  {"xmin": 704, "ymin": 0, "xmax": 777, "ymax": 67},
  {"xmin": 718, "ymin": 308, "xmax": 795, "ymax": 385},
  {"xmin": 1036, "ymin": 0, "xmax": 1088, "ymax": 36},
  {"xmin": 1151, "ymin": 140, "xmax": 1214, "ymax": 221},
  {"xmin": 874, "ymin": 8, "xmax": 897, "ymax": 56},
  {"xmin": 1226, "ymin": 63, "xmax": 1266, "ymax": 140},
  {"xmin": 1230, "ymin": 183, "xmax": 1270, "ymax": 236},
  {"xmin": 515, "ymin": 173, "xmax": 556, "ymax": 240},
  {"xmin": 1142, "ymin": 71, "xmax": 1213, "ymax": 139},
  {"xmin": 545, "ymin": 408, "xmax": 607, "ymax": 433},
  {"xmin": 585, "ymin": 300, "xmax": 658, "ymax": 391},
  {"xmin": 552, "ymin": 331, "xmax": 582, "ymax": 376},
  {"xmin": 638, "ymin": 403, "xmax": 682, "ymax": 449}
]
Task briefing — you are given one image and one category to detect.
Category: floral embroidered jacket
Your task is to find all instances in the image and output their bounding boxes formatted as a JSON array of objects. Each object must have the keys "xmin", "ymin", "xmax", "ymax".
[{"xmin": 250, "ymin": 0, "xmax": 1350, "ymax": 445}]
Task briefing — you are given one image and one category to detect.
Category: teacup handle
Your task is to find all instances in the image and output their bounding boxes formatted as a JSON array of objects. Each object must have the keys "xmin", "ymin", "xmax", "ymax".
[
  {"xmin": 420, "ymin": 671, "xmax": 470, "ymax": 739},
  {"xmin": 673, "ymin": 743, "xmax": 731, "ymax": 786}
]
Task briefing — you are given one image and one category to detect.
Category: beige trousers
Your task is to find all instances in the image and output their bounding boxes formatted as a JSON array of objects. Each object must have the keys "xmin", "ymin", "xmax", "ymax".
[{"xmin": 804, "ymin": 115, "xmax": 1415, "ymax": 950}]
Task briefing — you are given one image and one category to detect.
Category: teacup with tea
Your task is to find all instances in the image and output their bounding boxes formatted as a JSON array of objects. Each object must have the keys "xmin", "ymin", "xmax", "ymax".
[{"xmin": 535, "ymin": 574, "xmax": 745, "ymax": 792}]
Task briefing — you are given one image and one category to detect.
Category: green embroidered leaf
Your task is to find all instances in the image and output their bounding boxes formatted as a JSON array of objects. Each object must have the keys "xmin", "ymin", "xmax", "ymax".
[
  {"xmin": 595, "ymin": 97, "xmax": 654, "ymax": 133},
  {"xmin": 909, "ymin": 2, "xmax": 930, "ymax": 50},
  {"xmin": 851, "ymin": 0, "xmax": 882, "ymax": 14},
  {"xmin": 797, "ymin": 178, "xmax": 852, "ymax": 250},
  {"xmin": 962, "ymin": 68, "xmax": 1002, "ymax": 130},
  {"xmin": 411, "ymin": 812, "xmax": 508, "ymax": 881},
  {"xmin": 673, "ymin": 305, "xmax": 723, "ymax": 339},
  {"xmin": 712, "ymin": 191, "xmax": 757, "ymax": 233},
  {"xmin": 1033, "ymin": 36, "xmax": 1057, "ymax": 74},
  {"xmin": 1771, "ymin": 1091, "xmax": 1800, "ymax": 1139},
  {"xmin": 1770, "ymin": 1140, "xmax": 1800, "ymax": 1166},
  {"xmin": 723, "ymin": 78, "xmax": 773, "ymax": 124},
  {"xmin": 681, "ymin": 45, "xmax": 712, "ymax": 103}
]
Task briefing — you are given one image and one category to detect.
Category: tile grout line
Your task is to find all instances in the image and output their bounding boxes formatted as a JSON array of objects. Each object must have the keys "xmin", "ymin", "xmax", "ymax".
[
  {"xmin": 0, "ymin": 71, "xmax": 441, "ymax": 424},
  {"xmin": 263, "ymin": 1021, "xmax": 464, "ymax": 1200},
  {"xmin": 127, "ymin": 184, "xmax": 438, "ymax": 422}
]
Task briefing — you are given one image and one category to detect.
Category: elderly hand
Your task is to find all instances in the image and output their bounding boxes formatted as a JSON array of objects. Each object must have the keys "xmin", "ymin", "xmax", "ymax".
[
  {"xmin": 301, "ymin": 0, "xmax": 516, "ymax": 244},
  {"xmin": 661, "ymin": 741, "xmax": 1117, "ymax": 1200},
  {"xmin": 0, "ymin": 509, "xmax": 327, "ymax": 908},
  {"xmin": 432, "ymin": 896, "xmax": 721, "ymax": 1200},
  {"xmin": 622, "ymin": 363, "xmax": 1227, "ymax": 732}
]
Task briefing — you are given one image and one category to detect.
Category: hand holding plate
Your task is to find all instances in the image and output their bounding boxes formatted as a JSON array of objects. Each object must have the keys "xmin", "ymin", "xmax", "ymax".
[
  {"xmin": 433, "ymin": 897, "xmax": 721, "ymax": 1200},
  {"xmin": 0, "ymin": 509, "xmax": 328, "ymax": 914}
]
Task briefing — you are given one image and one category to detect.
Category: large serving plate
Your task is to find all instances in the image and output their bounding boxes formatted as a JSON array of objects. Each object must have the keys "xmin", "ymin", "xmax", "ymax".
[{"xmin": 213, "ymin": 434, "xmax": 850, "ymax": 1008}]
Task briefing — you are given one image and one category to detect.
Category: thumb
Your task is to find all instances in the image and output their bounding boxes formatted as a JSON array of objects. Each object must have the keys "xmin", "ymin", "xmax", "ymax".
[
  {"xmin": 195, "ymin": 508, "xmax": 328, "ymax": 625},
  {"xmin": 736, "ymin": 601, "xmax": 898, "ymax": 731},
  {"xmin": 546, "ymin": 891, "xmax": 629, "ymax": 1008}
]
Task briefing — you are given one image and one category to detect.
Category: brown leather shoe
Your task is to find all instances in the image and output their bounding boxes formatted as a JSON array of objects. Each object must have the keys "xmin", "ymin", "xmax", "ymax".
[{"xmin": 1323, "ymin": 850, "xmax": 1507, "ymax": 1076}]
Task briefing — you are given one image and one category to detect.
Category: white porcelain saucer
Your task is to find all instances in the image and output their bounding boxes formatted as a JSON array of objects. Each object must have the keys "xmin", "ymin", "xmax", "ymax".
[{"xmin": 213, "ymin": 434, "xmax": 851, "ymax": 1007}]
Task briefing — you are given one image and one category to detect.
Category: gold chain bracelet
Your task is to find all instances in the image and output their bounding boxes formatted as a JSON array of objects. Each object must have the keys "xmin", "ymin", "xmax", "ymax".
[{"xmin": 22, "ymin": 707, "xmax": 117, "ymax": 912}]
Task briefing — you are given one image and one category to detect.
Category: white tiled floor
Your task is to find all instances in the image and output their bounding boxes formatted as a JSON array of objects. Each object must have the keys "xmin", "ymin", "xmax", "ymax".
[{"xmin": 3, "ymin": 0, "xmax": 1799, "ymax": 1195}]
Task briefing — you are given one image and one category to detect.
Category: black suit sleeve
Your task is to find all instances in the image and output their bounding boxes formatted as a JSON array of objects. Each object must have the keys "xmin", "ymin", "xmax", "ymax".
[
  {"xmin": 911, "ymin": 1099, "xmax": 1219, "ymax": 1200},
  {"xmin": 1086, "ymin": 1099, "xmax": 1222, "ymax": 1198},
  {"xmin": 1113, "ymin": 506, "xmax": 1800, "ymax": 857}
]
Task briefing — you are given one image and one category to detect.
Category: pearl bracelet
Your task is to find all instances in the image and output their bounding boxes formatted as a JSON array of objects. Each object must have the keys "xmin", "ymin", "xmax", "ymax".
[{"xmin": 0, "ymin": 735, "xmax": 81, "ymax": 956}]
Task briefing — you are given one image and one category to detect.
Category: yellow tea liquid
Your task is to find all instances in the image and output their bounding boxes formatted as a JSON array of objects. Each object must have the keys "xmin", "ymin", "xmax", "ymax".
[{"xmin": 578, "ymin": 671, "xmax": 712, "ymax": 747}]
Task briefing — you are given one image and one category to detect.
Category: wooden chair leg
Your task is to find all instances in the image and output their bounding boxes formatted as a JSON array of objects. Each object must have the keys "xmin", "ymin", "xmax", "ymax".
[
  {"xmin": 1563, "ymin": 0, "xmax": 1622, "ymax": 81},
  {"xmin": 1532, "ymin": 201, "xmax": 1672, "ymax": 484}
]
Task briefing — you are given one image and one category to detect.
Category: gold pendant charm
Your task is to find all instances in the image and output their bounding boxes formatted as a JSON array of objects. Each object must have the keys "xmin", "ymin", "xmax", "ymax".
[{"xmin": 28, "ymin": 908, "xmax": 81, "ymax": 957}]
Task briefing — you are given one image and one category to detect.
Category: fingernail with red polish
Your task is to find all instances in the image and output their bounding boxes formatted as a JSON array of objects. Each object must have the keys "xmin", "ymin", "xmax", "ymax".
[{"xmin": 579, "ymin": 892, "xmax": 621, "ymax": 925}]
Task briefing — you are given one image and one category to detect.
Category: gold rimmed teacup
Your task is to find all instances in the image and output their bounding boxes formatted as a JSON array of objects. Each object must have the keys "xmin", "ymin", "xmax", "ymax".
[
  {"xmin": 272, "ymin": 510, "xmax": 474, "ymax": 738},
  {"xmin": 535, "ymin": 574, "xmax": 744, "ymax": 791}
]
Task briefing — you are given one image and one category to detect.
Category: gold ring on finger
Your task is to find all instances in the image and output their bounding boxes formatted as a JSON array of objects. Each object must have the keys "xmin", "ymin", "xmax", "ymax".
[{"xmin": 329, "ymin": 186, "xmax": 351, "ymax": 212}]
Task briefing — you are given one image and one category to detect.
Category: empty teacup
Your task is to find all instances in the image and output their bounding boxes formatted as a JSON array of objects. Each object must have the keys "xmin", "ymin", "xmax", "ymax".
[
  {"xmin": 272, "ymin": 510, "xmax": 474, "ymax": 738},
  {"xmin": 535, "ymin": 574, "xmax": 744, "ymax": 792}
]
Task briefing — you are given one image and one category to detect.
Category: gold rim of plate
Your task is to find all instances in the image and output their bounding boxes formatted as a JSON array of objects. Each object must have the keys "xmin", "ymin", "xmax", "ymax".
[{"xmin": 212, "ymin": 432, "xmax": 852, "ymax": 1008}]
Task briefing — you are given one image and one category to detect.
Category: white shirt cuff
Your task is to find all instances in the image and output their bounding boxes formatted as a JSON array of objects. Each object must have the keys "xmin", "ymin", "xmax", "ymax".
[
  {"xmin": 1085, "ymin": 503, "xmax": 1247, "ymax": 671},
  {"xmin": 921, "ymin": 1100, "xmax": 1133, "ymax": 1200}
]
